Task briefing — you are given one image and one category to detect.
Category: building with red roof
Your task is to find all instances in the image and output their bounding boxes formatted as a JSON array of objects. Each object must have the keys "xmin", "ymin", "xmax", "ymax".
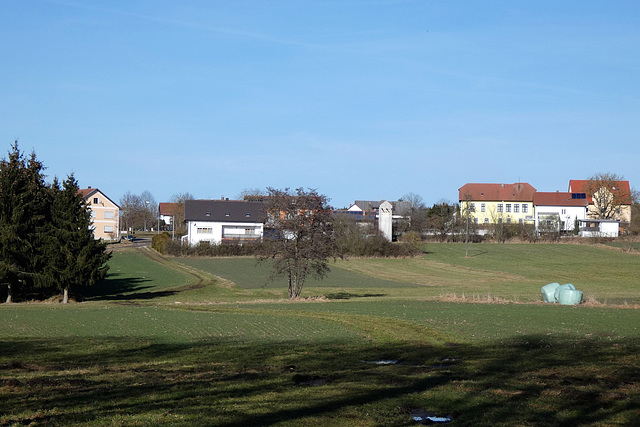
[
  {"xmin": 458, "ymin": 182, "xmax": 537, "ymax": 225},
  {"xmin": 568, "ymin": 179, "xmax": 632, "ymax": 223}
]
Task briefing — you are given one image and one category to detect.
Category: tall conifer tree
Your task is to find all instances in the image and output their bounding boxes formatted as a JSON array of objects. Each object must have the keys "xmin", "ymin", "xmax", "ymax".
[
  {"xmin": 0, "ymin": 142, "xmax": 48, "ymax": 302},
  {"xmin": 47, "ymin": 174, "xmax": 111, "ymax": 303}
]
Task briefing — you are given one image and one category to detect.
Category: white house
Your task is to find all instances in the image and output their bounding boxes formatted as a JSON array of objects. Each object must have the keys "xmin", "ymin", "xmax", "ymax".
[
  {"xmin": 183, "ymin": 199, "xmax": 266, "ymax": 246},
  {"xmin": 533, "ymin": 192, "xmax": 588, "ymax": 233}
]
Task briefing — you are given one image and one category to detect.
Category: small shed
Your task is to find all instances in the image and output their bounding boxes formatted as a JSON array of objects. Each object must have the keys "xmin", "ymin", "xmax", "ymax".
[{"xmin": 578, "ymin": 219, "xmax": 620, "ymax": 238}]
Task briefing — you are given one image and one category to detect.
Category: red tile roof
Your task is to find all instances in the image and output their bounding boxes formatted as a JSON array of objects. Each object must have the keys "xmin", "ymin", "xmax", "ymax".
[
  {"xmin": 458, "ymin": 182, "xmax": 537, "ymax": 202},
  {"xmin": 533, "ymin": 192, "xmax": 588, "ymax": 207},
  {"xmin": 159, "ymin": 202, "xmax": 182, "ymax": 216},
  {"xmin": 568, "ymin": 179, "xmax": 632, "ymax": 204}
]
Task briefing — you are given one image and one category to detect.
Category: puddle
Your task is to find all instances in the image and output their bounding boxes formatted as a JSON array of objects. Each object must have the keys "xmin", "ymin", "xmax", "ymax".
[
  {"xmin": 411, "ymin": 409, "xmax": 452, "ymax": 424},
  {"xmin": 360, "ymin": 359, "xmax": 399, "ymax": 365}
]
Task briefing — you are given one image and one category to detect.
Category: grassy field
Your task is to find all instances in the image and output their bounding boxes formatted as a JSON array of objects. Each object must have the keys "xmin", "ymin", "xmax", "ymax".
[
  {"xmin": 1, "ymin": 243, "xmax": 639, "ymax": 425},
  {"xmin": 176, "ymin": 243, "xmax": 640, "ymax": 304}
]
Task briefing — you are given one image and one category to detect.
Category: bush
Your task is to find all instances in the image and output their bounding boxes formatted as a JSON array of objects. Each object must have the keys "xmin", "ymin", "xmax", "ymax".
[
  {"xmin": 163, "ymin": 239, "xmax": 263, "ymax": 257},
  {"xmin": 337, "ymin": 232, "xmax": 422, "ymax": 257},
  {"xmin": 151, "ymin": 232, "xmax": 172, "ymax": 254}
]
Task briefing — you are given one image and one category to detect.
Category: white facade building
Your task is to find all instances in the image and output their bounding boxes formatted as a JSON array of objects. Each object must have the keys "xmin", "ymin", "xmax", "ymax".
[
  {"xmin": 533, "ymin": 192, "xmax": 588, "ymax": 233},
  {"xmin": 184, "ymin": 199, "xmax": 266, "ymax": 246}
]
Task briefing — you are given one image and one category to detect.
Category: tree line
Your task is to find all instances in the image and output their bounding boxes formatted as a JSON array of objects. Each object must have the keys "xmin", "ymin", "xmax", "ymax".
[{"xmin": 0, "ymin": 142, "xmax": 111, "ymax": 303}]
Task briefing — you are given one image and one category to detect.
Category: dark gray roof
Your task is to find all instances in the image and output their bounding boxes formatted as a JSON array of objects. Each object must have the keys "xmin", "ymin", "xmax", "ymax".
[
  {"xmin": 353, "ymin": 200, "xmax": 412, "ymax": 216},
  {"xmin": 184, "ymin": 200, "xmax": 266, "ymax": 223}
]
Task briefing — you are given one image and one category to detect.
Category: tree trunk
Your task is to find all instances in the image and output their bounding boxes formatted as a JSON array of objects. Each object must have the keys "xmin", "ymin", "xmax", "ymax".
[
  {"xmin": 63, "ymin": 287, "xmax": 69, "ymax": 304},
  {"xmin": 288, "ymin": 272, "xmax": 294, "ymax": 299}
]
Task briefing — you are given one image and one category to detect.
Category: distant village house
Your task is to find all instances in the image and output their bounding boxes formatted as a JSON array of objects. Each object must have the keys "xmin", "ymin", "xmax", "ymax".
[{"xmin": 79, "ymin": 187, "xmax": 120, "ymax": 241}]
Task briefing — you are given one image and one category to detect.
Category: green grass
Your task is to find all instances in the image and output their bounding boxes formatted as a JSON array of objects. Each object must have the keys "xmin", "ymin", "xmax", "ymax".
[
  {"xmin": 336, "ymin": 243, "xmax": 640, "ymax": 304},
  {"xmin": 176, "ymin": 257, "xmax": 415, "ymax": 289},
  {"xmin": 172, "ymin": 243, "xmax": 640, "ymax": 304},
  {"xmin": 1, "ymin": 243, "xmax": 640, "ymax": 425},
  {"xmin": 83, "ymin": 251, "xmax": 195, "ymax": 301}
]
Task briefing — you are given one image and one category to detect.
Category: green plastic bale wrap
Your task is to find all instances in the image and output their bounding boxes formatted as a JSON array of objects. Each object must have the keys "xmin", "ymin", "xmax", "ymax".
[
  {"xmin": 541, "ymin": 282, "xmax": 560, "ymax": 303},
  {"xmin": 554, "ymin": 283, "xmax": 575, "ymax": 302},
  {"xmin": 557, "ymin": 289, "xmax": 583, "ymax": 305}
]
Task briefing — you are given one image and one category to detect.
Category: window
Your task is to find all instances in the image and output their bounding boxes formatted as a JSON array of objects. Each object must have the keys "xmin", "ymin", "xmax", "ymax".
[
  {"xmin": 481, "ymin": 203, "xmax": 486, "ymax": 212},
  {"xmin": 561, "ymin": 209, "xmax": 566, "ymax": 215},
  {"xmin": 197, "ymin": 228, "xmax": 212, "ymax": 234},
  {"xmin": 93, "ymin": 197, "xmax": 99, "ymax": 204},
  {"xmin": 522, "ymin": 204, "xmax": 528, "ymax": 213},
  {"xmin": 513, "ymin": 204, "xmax": 519, "ymax": 213},
  {"xmin": 470, "ymin": 203, "xmax": 476, "ymax": 212},
  {"xmin": 104, "ymin": 225, "xmax": 114, "ymax": 233},
  {"xmin": 506, "ymin": 217, "xmax": 511, "ymax": 224},
  {"xmin": 497, "ymin": 204, "xmax": 503, "ymax": 213},
  {"xmin": 505, "ymin": 204, "xmax": 511, "ymax": 213},
  {"xmin": 474, "ymin": 218, "xmax": 478, "ymax": 224},
  {"xmin": 245, "ymin": 228, "xmax": 255, "ymax": 235},
  {"xmin": 90, "ymin": 210, "xmax": 96, "ymax": 218},
  {"xmin": 519, "ymin": 218, "xmax": 524, "ymax": 224},
  {"xmin": 104, "ymin": 211, "xmax": 115, "ymax": 219},
  {"xmin": 484, "ymin": 218, "xmax": 489, "ymax": 224}
]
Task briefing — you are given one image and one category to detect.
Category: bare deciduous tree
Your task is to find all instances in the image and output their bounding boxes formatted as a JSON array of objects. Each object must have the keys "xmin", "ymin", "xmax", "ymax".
[
  {"xmin": 258, "ymin": 187, "xmax": 339, "ymax": 299},
  {"xmin": 169, "ymin": 192, "xmax": 194, "ymax": 238},
  {"xmin": 585, "ymin": 173, "xmax": 631, "ymax": 220}
]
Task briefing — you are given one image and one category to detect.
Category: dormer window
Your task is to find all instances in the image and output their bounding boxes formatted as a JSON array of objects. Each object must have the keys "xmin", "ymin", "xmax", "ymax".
[
  {"xmin": 245, "ymin": 213, "xmax": 250, "ymax": 217},
  {"xmin": 225, "ymin": 213, "xmax": 230, "ymax": 217},
  {"xmin": 205, "ymin": 212, "xmax": 211, "ymax": 217}
]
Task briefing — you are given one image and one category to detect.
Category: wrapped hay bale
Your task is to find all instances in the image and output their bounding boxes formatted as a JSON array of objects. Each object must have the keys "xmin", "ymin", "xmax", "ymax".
[
  {"xmin": 557, "ymin": 288, "xmax": 583, "ymax": 305},
  {"xmin": 554, "ymin": 283, "xmax": 575, "ymax": 302},
  {"xmin": 541, "ymin": 282, "xmax": 560, "ymax": 303}
]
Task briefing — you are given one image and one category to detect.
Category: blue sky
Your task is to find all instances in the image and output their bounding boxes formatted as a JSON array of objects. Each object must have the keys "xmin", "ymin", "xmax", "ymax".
[{"xmin": 2, "ymin": 1, "xmax": 639, "ymax": 208}]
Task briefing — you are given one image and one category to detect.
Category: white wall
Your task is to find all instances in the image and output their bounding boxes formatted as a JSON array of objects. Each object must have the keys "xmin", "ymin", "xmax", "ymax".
[
  {"xmin": 535, "ymin": 205, "xmax": 587, "ymax": 232},
  {"xmin": 186, "ymin": 221, "xmax": 263, "ymax": 245},
  {"xmin": 579, "ymin": 220, "xmax": 620, "ymax": 238},
  {"xmin": 378, "ymin": 201, "xmax": 393, "ymax": 241}
]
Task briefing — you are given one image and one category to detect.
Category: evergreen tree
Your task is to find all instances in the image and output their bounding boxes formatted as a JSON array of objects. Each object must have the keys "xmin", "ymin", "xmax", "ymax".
[
  {"xmin": 0, "ymin": 142, "xmax": 48, "ymax": 302},
  {"xmin": 47, "ymin": 174, "xmax": 111, "ymax": 303}
]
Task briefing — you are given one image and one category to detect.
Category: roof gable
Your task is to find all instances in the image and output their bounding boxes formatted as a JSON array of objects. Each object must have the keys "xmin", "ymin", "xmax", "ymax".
[
  {"xmin": 78, "ymin": 187, "xmax": 120, "ymax": 209},
  {"xmin": 568, "ymin": 179, "xmax": 632, "ymax": 204}
]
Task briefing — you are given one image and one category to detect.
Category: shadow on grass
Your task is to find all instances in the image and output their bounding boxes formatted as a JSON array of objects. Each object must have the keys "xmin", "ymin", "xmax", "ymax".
[
  {"xmin": 324, "ymin": 292, "xmax": 387, "ymax": 300},
  {"xmin": 0, "ymin": 335, "xmax": 638, "ymax": 426},
  {"xmin": 79, "ymin": 273, "xmax": 179, "ymax": 301}
]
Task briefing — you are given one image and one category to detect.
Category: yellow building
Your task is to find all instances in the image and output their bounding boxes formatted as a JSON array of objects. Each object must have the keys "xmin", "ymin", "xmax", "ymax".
[
  {"xmin": 458, "ymin": 182, "xmax": 537, "ymax": 225},
  {"xmin": 79, "ymin": 187, "xmax": 120, "ymax": 241}
]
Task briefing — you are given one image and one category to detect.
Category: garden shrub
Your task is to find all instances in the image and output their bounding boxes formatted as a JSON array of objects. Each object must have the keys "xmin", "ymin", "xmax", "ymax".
[{"xmin": 151, "ymin": 232, "xmax": 172, "ymax": 254}]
